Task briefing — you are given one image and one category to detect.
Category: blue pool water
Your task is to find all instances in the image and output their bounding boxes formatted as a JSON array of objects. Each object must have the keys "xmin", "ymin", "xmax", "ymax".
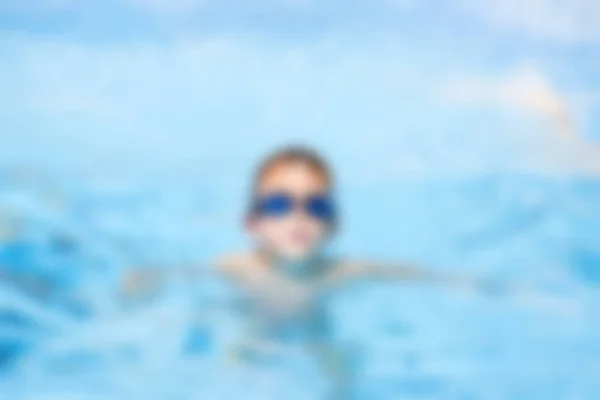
[{"xmin": 0, "ymin": 170, "xmax": 599, "ymax": 399}]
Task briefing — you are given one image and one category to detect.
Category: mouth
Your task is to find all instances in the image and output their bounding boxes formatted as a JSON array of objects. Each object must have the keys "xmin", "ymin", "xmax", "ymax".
[{"xmin": 288, "ymin": 229, "xmax": 312, "ymax": 247}]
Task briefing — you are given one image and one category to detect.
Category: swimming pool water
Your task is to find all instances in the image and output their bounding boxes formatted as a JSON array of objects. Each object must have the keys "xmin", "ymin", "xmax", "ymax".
[{"xmin": 1, "ymin": 171, "xmax": 599, "ymax": 399}]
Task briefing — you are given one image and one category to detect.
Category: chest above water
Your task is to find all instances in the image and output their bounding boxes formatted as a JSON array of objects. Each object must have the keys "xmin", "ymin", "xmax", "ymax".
[{"xmin": 246, "ymin": 275, "xmax": 318, "ymax": 318}]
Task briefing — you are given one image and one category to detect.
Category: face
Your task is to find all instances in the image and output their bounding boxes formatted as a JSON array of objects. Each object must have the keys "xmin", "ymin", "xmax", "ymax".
[{"xmin": 248, "ymin": 161, "xmax": 333, "ymax": 262}]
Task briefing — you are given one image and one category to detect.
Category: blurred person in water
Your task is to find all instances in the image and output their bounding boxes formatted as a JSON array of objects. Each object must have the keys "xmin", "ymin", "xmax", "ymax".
[
  {"xmin": 119, "ymin": 146, "xmax": 510, "ymax": 397},
  {"xmin": 209, "ymin": 146, "xmax": 496, "ymax": 397}
]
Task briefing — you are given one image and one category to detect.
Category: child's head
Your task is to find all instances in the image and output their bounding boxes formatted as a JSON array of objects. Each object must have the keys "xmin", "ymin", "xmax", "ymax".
[{"xmin": 247, "ymin": 146, "xmax": 336, "ymax": 262}]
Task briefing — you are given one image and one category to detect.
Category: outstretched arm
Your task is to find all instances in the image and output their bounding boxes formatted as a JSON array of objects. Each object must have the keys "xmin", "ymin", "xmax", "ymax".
[
  {"xmin": 321, "ymin": 260, "xmax": 579, "ymax": 317},
  {"xmin": 119, "ymin": 252, "xmax": 257, "ymax": 302},
  {"xmin": 322, "ymin": 259, "xmax": 489, "ymax": 293},
  {"xmin": 120, "ymin": 263, "xmax": 213, "ymax": 302}
]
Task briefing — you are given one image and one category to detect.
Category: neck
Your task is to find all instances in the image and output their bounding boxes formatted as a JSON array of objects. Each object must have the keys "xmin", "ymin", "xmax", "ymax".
[{"xmin": 258, "ymin": 249, "xmax": 323, "ymax": 279}]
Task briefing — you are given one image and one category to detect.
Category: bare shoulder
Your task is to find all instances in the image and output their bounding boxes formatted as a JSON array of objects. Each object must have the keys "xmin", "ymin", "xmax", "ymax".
[
  {"xmin": 215, "ymin": 251, "xmax": 263, "ymax": 278},
  {"xmin": 321, "ymin": 258, "xmax": 367, "ymax": 284},
  {"xmin": 326, "ymin": 259, "xmax": 368, "ymax": 275},
  {"xmin": 322, "ymin": 258, "xmax": 418, "ymax": 286}
]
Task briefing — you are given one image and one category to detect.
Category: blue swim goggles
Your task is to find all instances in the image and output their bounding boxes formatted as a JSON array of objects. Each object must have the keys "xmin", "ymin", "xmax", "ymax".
[{"xmin": 251, "ymin": 192, "xmax": 336, "ymax": 223}]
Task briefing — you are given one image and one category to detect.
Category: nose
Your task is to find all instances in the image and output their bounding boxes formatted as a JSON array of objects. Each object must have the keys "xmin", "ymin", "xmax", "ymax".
[{"xmin": 291, "ymin": 206, "xmax": 308, "ymax": 219}]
